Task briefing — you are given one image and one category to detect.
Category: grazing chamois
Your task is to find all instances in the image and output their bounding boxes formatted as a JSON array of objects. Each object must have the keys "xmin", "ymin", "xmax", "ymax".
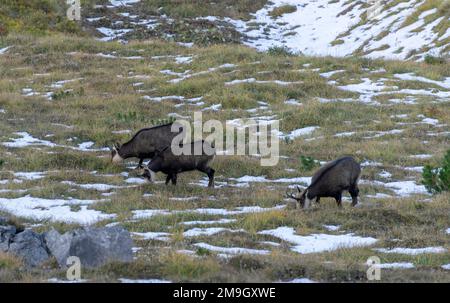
[
  {"xmin": 287, "ymin": 156, "xmax": 361, "ymax": 208},
  {"xmin": 111, "ymin": 122, "xmax": 183, "ymax": 169},
  {"xmin": 143, "ymin": 140, "xmax": 216, "ymax": 188}
]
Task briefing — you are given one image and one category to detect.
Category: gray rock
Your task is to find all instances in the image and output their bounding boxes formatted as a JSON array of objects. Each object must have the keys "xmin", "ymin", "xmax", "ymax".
[
  {"xmin": 0, "ymin": 225, "xmax": 16, "ymax": 252},
  {"xmin": 45, "ymin": 226, "xmax": 133, "ymax": 268},
  {"xmin": 8, "ymin": 229, "xmax": 50, "ymax": 267}
]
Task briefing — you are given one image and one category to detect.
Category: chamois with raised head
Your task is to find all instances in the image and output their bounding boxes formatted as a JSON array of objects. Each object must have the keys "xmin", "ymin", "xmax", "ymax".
[
  {"xmin": 111, "ymin": 122, "xmax": 183, "ymax": 169},
  {"xmin": 143, "ymin": 140, "xmax": 216, "ymax": 187},
  {"xmin": 287, "ymin": 156, "xmax": 361, "ymax": 208}
]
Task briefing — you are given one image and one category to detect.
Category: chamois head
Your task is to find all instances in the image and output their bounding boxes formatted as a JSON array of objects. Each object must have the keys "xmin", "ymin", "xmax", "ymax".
[
  {"xmin": 286, "ymin": 186, "xmax": 311, "ymax": 209},
  {"xmin": 111, "ymin": 142, "xmax": 124, "ymax": 163}
]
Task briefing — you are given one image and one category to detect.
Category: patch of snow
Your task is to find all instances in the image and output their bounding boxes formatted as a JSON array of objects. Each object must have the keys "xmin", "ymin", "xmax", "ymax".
[
  {"xmin": 132, "ymin": 205, "xmax": 286, "ymax": 220},
  {"xmin": 3, "ymin": 132, "xmax": 57, "ymax": 148},
  {"xmin": 378, "ymin": 170, "xmax": 392, "ymax": 179},
  {"xmin": 334, "ymin": 131, "xmax": 356, "ymax": 137},
  {"xmin": 109, "ymin": 0, "xmax": 140, "ymax": 7},
  {"xmin": 281, "ymin": 126, "xmax": 319, "ymax": 140},
  {"xmin": 124, "ymin": 177, "xmax": 147, "ymax": 184},
  {"xmin": 323, "ymin": 225, "xmax": 340, "ymax": 231},
  {"xmin": 225, "ymin": 78, "xmax": 302, "ymax": 86},
  {"xmin": 258, "ymin": 227, "xmax": 377, "ymax": 254},
  {"xmin": 14, "ymin": 172, "xmax": 46, "ymax": 180},
  {"xmin": 442, "ymin": 264, "xmax": 450, "ymax": 270},
  {"xmin": 284, "ymin": 99, "xmax": 302, "ymax": 106},
  {"xmin": 193, "ymin": 243, "xmax": 270, "ymax": 255},
  {"xmin": 409, "ymin": 154, "xmax": 432, "ymax": 159},
  {"xmin": 373, "ymin": 262, "xmax": 415, "ymax": 269},
  {"xmin": 0, "ymin": 195, "xmax": 114, "ymax": 224},
  {"xmin": 97, "ymin": 28, "xmax": 133, "ymax": 41},
  {"xmin": 132, "ymin": 231, "xmax": 171, "ymax": 242},
  {"xmin": 183, "ymin": 227, "xmax": 244, "ymax": 237},
  {"xmin": 394, "ymin": 73, "xmax": 450, "ymax": 90},
  {"xmin": 0, "ymin": 46, "xmax": 12, "ymax": 55},
  {"xmin": 374, "ymin": 247, "xmax": 447, "ymax": 255}
]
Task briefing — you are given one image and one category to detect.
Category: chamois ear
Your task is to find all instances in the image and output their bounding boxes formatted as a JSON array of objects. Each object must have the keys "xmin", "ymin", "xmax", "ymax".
[{"xmin": 114, "ymin": 142, "xmax": 121, "ymax": 150}]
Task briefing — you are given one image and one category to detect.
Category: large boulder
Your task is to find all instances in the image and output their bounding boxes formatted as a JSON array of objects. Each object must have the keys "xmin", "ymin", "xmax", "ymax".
[
  {"xmin": 8, "ymin": 229, "xmax": 50, "ymax": 267},
  {"xmin": 44, "ymin": 226, "xmax": 133, "ymax": 268}
]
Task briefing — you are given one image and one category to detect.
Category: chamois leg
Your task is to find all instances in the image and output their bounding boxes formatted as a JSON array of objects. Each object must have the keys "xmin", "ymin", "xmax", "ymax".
[
  {"xmin": 199, "ymin": 166, "xmax": 215, "ymax": 188},
  {"xmin": 335, "ymin": 192, "xmax": 343, "ymax": 208},
  {"xmin": 349, "ymin": 185, "xmax": 359, "ymax": 207},
  {"xmin": 165, "ymin": 174, "xmax": 172, "ymax": 185},
  {"xmin": 171, "ymin": 174, "xmax": 177, "ymax": 186},
  {"xmin": 142, "ymin": 168, "xmax": 152, "ymax": 182},
  {"xmin": 315, "ymin": 197, "xmax": 321, "ymax": 204},
  {"xmin": 136, "ymin": 159, "xmax": 144, "ymax": 170}
]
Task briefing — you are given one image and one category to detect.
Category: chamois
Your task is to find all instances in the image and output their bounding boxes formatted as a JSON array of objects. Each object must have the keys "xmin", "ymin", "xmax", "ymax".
[{"xmin": 287, "ymin": 156, "xmax": 361, "ymax": 208}]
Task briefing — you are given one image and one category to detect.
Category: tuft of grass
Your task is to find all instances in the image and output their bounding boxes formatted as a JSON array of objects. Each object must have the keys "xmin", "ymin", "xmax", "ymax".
[
  {"xmin": 267, "ymin": 45, "xmax": 297, "ymax": 56},
  {"xmin": 161, "ymin": 252, "xmax": 221, "ymax": 281},
  {"xmin": 268, "ymin": 5, "xmax": 297, "ymax": 18},
  {"xmin": 424, "ymin": 54, "xmax": 447, "ymax": 65},
  {"xmin": 299, "ymin": 155, "xmax": 318, "ymax": 171},
  {"xmin": 422, "ymin": 149, "xmax": 450, "ymax": 194}
]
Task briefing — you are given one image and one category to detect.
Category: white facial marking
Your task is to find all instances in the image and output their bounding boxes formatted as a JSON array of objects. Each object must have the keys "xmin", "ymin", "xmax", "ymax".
[{"xmin": 303, "ymin": 190, "xmax": 311, "ymax": 209}]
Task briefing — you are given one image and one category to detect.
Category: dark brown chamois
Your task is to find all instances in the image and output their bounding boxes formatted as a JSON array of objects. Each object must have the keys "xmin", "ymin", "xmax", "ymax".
[
  {"xmin": 143, "ymin": 140, "xmax": 216, "ymax": 188},
  {"xmin": 111, "ymin": 122, "xmax": 183, "ymax": 169},
  {"xmin": 287, "ymin": 156, "xmax": 361, "ymax": 208}
]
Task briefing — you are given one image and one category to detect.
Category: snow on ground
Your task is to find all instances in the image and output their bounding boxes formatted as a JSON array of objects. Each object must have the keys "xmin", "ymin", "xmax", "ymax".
[
  {"xmin": 109, "ymin": 0, "xmax": 141, "ymax": 7},
  {"xmin": 14, "ymin": 172, "xmax": 46, "ymax": 180},
  {"xmin": 323, "ymin": 225, "xmax": 340, "ymax": 232},
  {"xmin": 360, "ymin": 179, "xmax": 428, "ymax": 197},
  {"xmin": 229, "ymin": 175, "xmax": 311, "ymax": 186},
  {"xmin": 3, "ymin": 132, "xmax": 57, "ymax": 148},
  {"xmin": 383, "ymin": 181, "xmax": 428, "ymax": 197},
  {"xmin": 132, "ymin": 205, "xmax": 286, "ymax": 220},
  {"xmin": 374, "ymin": 247, "xmax": 447, "ymax": 255},
  {"xmin": 394, "ymin": 73, "xmax": 450, "ymax": 90},
  {"xmin": 0, "ymin": 46, "xmax": 12, "ymax": 55},
  {"xmin": 132, "ymin": 231, "xmax": 171, "ymax": 241},
  {"xmin": 90, "ymin": 0, "xmax": 448, "ymax": 61},
  {"xmin": 62, "ymin": 181, "xmax": 129, "ymax": 192},
  {"xmin": 258, "ymin": 227, "xmax": 377, "ymax": 254},
  {"xmin": 373, "ymin": 262, "xmax": 415, "ymax": 269},
  {"xmin": 2, "ymin": 132, "xmax": 109, "ymax": 152},
  {"xmin": 442, "ymin": 264, "xmax": 450, "ymax": 270},
  {"xmin": 193, "ymin": 243, "xmax": 270, "ymax": 255},
  {"xmin": 183, "ymin": 227, "xmax": 244, "ymax": 237},
  {"xmin": 0, "ymin": 195, "xmax": 114, "ymax": 224},
  {"xmin": 237, "ymin": 0, "xmax": 448, "ymax": 60}
]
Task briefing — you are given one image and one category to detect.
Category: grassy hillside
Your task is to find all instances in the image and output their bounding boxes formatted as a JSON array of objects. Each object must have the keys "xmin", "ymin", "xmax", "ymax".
[{"xmin": 0, "ymin": 33, "xmax": 449, "ymax": 282}]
